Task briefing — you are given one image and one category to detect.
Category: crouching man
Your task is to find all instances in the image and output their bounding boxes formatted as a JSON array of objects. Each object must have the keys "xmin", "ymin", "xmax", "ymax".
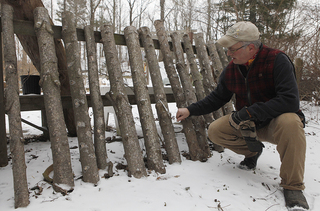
[{"xmin": 176, "ymin": 21, "xmax": 309, "ymax": 210}]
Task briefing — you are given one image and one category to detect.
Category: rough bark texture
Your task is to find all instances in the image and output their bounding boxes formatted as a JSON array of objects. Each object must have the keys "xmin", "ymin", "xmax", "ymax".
[
  {"xmin": 207, "ymin": 40, "xmax": 234, "ymax": 115},
  {"xmin": 154, "ymin": 20, "xmax": 207, "ymax": 162},
  {"xmin": 84, "ymin": 25, "xmax": 109, "ymax": 170},
  {"xmin": 215, "ymin": 43, "xmax": 230, "ymax": 68},
  {"xmin": 1, "ymin": 0, "xmax": 77, "ymax": 136},
  {"xmin": 100, "ymin": 23, "xmax": 147, "ymax": 178},
  {"xmin": 2, "ymin": 4, "xmax": 29, "ymax": 208},
  {"xmin": 182, "ymin": 33, "xmax": 214, "ymax": 125},
  {"xmin": 138, "ymin": 26, "xmax": 181, "ymax": 164},
  {"xmin": 124, "ymin": 26, "xmax": 166, "ymax": 174},
  {"xmin": 194, "ymin": 33, "xmax": 224, "ymax": 119},
  {"xmin": 62, "ymin": 11, "xmax": 99, "ymax": 184},
  {"xmin": 171, "ymin": 32, "xmax": 210, "ymax": 157},
  {"xmin": 34, "ymin": 7, "xmax": 74, "ymax": 190}
]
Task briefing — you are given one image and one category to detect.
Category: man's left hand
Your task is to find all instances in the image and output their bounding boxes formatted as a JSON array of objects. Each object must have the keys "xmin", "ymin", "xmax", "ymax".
[{"xmin": 229, "ymin": 107, "xmax": 251, "ymax": 130}]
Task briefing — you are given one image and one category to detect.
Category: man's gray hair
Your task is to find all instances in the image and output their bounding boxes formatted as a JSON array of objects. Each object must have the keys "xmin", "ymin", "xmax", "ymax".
[{"xmin": 242, "ymin": 40, "xmax": 261, "ymax": 49}]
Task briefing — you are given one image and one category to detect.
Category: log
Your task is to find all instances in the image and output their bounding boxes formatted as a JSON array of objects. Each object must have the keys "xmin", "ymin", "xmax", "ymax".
[
  {"xmin": 171, "ymin": 32, "xmax": 210, "ymax": 157},
  {"xmin": 84, "ymin": 25, "xmax": 109, "ymax": 170},
  {"xmin": 34, "ymin": 7, "xmax": 74, "ymax": 189},
  {"xmin": 1, "ymin": 0, "xmax": 77, "ymax": 136},
  {"xmin": 182, "ymin": 33, "xmax": 215, "ymax": 125},
  {"xmin": 207, "ymin": 40, "xmax": 234, "ymax": 115},
  {"xmin": 62, "ymin": 11, "xmax": 99, "ymax": 184},
  {"xmin": 154, "ymin": 20, "xmax": 207, "ymax": 162},
  {"xmin": 138, "ymin": 26, "xmax": 181, "ymax": 164},
  {"xmin": 124, "ymin": 26, "xmax": 166, "ymax": 174},
  {"xmin": 194, "ymin": 33, "xmax": 224, "ymax": 119},
  {"xmin": 100, "ymin": 23, "xmax": 147, "ymax": 178},
  {"xmin": 2, "ymin": 4, "xmax": 29, "ymax": 208},
  {"xmin": 215, "ymin": 42, "xmax": 230, "ymax": 68}
]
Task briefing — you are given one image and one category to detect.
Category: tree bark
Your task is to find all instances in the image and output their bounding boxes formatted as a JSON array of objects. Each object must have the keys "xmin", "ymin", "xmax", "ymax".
[
  {"xmin": 138, "ymin": 26, "xmax": 181, "ymax": 164},
  {"xmin": 154, "ymin": 20, "xmax": 207, "ymax": 162},
  {"xmin": 171, "ymin": 32, "xmax": 210, "ymax": 157},
  {"xmin": 194, "ymin": 33, "xmax": 224, "ymax": 119},
  {"xmin": 207, "ymin": 40, "xmax": 234, "ymax": 115},
  {"xmin": 84, "ymin": 25, "xmax": 109, "ymax": 170},
  {"xmin": 2, "ymin": 4, "xmax": 29, "ymax": 208},
  {"xmin": 62, "ymin": 11, "xmax": 99, "ymax": 184},
  {"xmin": 124, "ymin": 26, "xmax": 166, "ymax": 174},
  {"xmin": 100, "ymin": 23, "xmax": 147, "ymax": 178},
  {"xmin": 34, "ymin": 7, "xmax": 74, "ymax": 190},
  {"xmin": 215, "ymin": 42, "xmax": 230, "ymax": 68},
  {"xmin": 1, "ymin": 0, "xmax": 77, "ymax": 136},
  {"xmin": 182, "ymin": 33, "xmax": 215, "ymax": 125}
]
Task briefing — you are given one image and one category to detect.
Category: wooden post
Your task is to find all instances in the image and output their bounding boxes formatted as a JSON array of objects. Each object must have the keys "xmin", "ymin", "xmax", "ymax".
[
  {"xmin": 62, "ymin": 11, "xmax": 99, "ymax": 184},
  {"xmin": 2, "ymin": 4, "xmax": 29, "ymax": 208},
  {"xmin": 100, "ymin": 23, "xmax": 147, "ymax": 178},
  {"xmin": 124, "ymin": 26, "xmax": 166, "ymax": 174},
  {"xmin": 84, "ymin": 25, "xmax": 110, "ymax": 171},
  {"xmin": 34, "ymin": 7, "xmax": 74, "ymax": 189},
  {"xmin": 138, "ymin": 26, "xmax": 181, "ymax": 164},
  {"xmin": 171, "ymin": 32, "xmax": 210, "ymax": 157},
  {"xmin": 154, "ymin": 20, "xmax": 207, "ymax": 162}
]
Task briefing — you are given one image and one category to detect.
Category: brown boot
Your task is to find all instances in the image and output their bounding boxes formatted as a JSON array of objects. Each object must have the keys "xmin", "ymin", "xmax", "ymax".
[{"xmin": 284, "ymin": 189, "xmax": 309, "ymax": 210}]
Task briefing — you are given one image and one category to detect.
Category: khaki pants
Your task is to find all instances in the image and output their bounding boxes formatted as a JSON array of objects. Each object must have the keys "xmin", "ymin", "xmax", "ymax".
[{"xmin": 208, "ymin": 113, "xmax": 306, "ymax": 190}]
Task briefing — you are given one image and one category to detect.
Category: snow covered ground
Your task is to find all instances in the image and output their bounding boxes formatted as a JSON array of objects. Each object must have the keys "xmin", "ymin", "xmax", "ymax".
[{"xmin": 1, "ymin": 101, "xmax": 320, "ymax": 211}]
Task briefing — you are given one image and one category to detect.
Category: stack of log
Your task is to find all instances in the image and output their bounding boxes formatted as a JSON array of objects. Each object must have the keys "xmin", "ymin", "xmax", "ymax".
[{"xmin": 1, "ymin": 3, "xmax": 233, "ymax": 209}]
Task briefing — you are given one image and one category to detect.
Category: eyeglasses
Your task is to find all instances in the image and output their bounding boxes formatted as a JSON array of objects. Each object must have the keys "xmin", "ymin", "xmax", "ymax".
[{"xmin": 228, "ymin": 44, "xmax": 249, "ymax": 54}]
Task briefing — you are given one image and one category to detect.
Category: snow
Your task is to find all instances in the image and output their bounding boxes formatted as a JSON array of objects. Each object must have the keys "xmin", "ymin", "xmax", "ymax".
[{"xmin": 1, "ymin": 101, "xmax": 320, "ymax": 211}]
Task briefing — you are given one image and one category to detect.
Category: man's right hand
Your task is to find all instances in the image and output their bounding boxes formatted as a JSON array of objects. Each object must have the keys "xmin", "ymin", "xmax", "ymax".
[{"xmin": 176, "ymin": 108, "xmax": 190, "ymax": 122}]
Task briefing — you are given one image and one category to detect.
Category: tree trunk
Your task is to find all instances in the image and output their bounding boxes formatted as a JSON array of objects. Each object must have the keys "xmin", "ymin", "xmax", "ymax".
[
  {"xmin": 194, "ymin": 33, "xmax": 224, "ymax": 119},
  {"xmin": 62, "ymin": 11, "xmax": 99, "ymax": 184},
  {"xmin": 171, "ymin": 32, "xmax": 210, "ymax": 157},
  {"xmin": 124, "ymin": 26, "xmax": 166, "ymax": 174},
  {"xmin": 138, "ymin": 26, "xmax": 181, "ymax": 165},
  {"xmin": 154, "ymin": 20, "xmax": 207, "ymax": 162},
  {"xmin": 207, "ymin": 40, "xmax": 234, "ymax": 115},
  {"xmin": 34, "ymin": 7, "xmax": 74, "ymax": 190},
  {"xmin": 2, "ymin": 4, "xmax": 29, "ymax": 208},
  {"xmin": 182, "ymin": 33, "xmax": 215, "ymax": 125},
  {"xmin": 84, "ymin": 25, "xmax": 109, "ymax": 170},
  {"xmin": 1, "ymin": 0, "xmax": 77, "ymax": 136},
  {"xmin": 100, "ymin": 23, "xmax": 147, "ymax": 178}
]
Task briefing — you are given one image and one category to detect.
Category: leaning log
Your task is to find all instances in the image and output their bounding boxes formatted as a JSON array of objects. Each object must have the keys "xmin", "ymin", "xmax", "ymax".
[
  {"xmin": 100, "ymin": 23, "xmax": 147, "ymax": 178},
  {"xmin": 84, "ymin": 25, "xmax": 109, "ymax": 170},
  {"xmin": 62, "ymin": 11, "xmax": 99, "ymax": 184},
  {"xmin": 182, "ymin": 33, "xmax": 215, "ymax": 125},
  {"xmin": 154, "ymin": 20, "xmax": 207, "ymax": 162},
  {"xmin": 207, "ymin": 40, "xmax": 234, "ymax": 115},
  {"xmin": 194, "ymin": 33, "xmax": 224, "ymax": 119},
  {"xmin": 2, "ymin": 4, "xmax": 29, "ymax": 208},
  {"xmin": 138, "ymin": 26, "xmax": 181, "ymax": 164},
  {"xmin": 124, "ymin": 26, "xmax": 166, "ymax": 174},
  {"xmin": 34, "ymin": 7, "xmax": 74, "ymax": 190},
  {"xmin": 171, "ymin": 32, "xmax": 210, "ymax": 157}
]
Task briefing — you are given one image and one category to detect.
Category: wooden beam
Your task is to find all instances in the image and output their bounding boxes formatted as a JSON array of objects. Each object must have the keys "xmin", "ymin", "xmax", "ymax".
[
  {"xmin": 19, "ymin": 93, "xmax": 176, "ymax": 111},
  {"xmin": 7, "ymin": 18, "xmax": 194, "ymax": 53}
]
